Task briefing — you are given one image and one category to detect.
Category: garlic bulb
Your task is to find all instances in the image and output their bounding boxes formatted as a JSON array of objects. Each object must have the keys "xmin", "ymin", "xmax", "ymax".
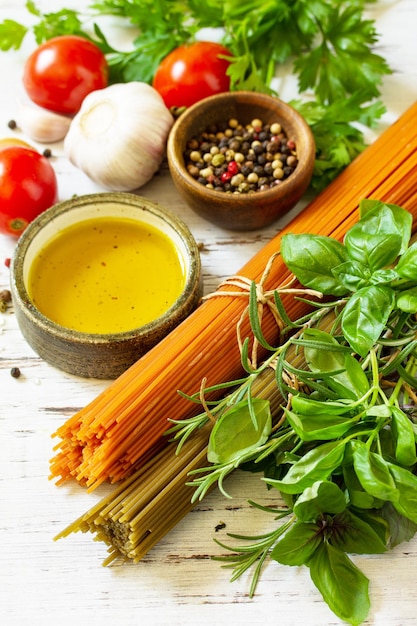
[
  {"xmin": 17, "ymin": 90, "xmax": 72, "ymax": 143},
  {"xmin": 64, "ymin": 82, "xmax": 174, "ymax": 191}
]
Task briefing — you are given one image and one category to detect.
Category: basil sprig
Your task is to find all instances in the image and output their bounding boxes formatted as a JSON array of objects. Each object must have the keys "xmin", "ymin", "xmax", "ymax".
[
  {"xmin": 170, "ymin": 199, "xmax": 417, "ymax": 625},
  {"xmin": 281, "ymin": 199, "xmax": 415, "ymax": 357}
]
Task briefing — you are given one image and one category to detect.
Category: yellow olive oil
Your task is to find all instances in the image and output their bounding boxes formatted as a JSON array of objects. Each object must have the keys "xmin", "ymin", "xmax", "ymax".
[{"xmin": 28, "ymin": 216, "xmax": 186, "ymax": 334}]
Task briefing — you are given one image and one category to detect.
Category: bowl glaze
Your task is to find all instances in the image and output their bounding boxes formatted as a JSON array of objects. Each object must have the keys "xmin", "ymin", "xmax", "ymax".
[
  {"xmin": 11, "ymin": 192, "xmax": 202, "ymax": 379},
  {"xmin": 167, "ymin": 91, "xmax": 315, "ymax": 231}
]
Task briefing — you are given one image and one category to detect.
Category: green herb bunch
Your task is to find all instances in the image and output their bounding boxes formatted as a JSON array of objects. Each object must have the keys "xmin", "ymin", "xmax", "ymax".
[
  {"xmin": 169, "ymin": 199, "xmax": 417, "ymax": 625},
  {"xmin": 1, "ymin": 0, "xmax": 391, "ymax": 190}
]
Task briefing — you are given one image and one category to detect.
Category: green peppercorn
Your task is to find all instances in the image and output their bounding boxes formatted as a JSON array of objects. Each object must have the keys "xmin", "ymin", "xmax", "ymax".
[{"xmin": 212, "ymin": 153, "xmax": 225, "ymax": 167}]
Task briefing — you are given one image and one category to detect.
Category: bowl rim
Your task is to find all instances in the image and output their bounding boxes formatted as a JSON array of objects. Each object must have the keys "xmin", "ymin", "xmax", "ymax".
[
  {"xmin": 167, "ymin": 90, "xmax": 316, "ymax": 204},
  {"xmin": 11, "ymin": 191, "xmax": 202, "ymax": 346}
]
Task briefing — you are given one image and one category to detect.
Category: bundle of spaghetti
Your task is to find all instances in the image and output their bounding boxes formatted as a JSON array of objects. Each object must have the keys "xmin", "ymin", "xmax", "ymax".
[
  {"xmin": 54, "ymin": 366, "xmax": 285, "ymax": 563},
  {"xmin": 49, "ymin": 101, "xmax": 417, "ymax": 491},
  {"xmin": 54, "ymin": 424, "xmax": 211, "ymax": 564},
  {"xmin": 55, "ymin": 309, "xmax": 339, "ymax": 562}
]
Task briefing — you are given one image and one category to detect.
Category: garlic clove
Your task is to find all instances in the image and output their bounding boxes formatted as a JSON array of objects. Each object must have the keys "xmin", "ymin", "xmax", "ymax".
[
  {"xmin": 64, "ymin": 82, "xmax": 174, "ymax": 191},
  {"xmin": 17, "ymin": 90, "xmax": 72, "ymax": 143}
]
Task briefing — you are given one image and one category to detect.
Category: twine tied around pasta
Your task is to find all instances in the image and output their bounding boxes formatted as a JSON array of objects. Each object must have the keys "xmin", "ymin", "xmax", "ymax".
[{"xmin": 204, "ymin": 251, "xmax": 323, "ymax": 370}]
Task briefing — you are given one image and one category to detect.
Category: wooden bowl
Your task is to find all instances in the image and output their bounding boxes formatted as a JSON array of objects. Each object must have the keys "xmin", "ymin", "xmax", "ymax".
[
  {"xmin": 10, "ymin": 192, "xmax": 202, "ymax": 379},
  {"xmin": 167, "ymin": 91, "xmax": 315, "ymax": 231}
]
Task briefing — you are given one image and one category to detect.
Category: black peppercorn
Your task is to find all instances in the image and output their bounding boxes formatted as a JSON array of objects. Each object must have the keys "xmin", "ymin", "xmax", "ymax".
[{"xmin": 10, "ymin": 367, "xmax": 21, "ymax": 378}]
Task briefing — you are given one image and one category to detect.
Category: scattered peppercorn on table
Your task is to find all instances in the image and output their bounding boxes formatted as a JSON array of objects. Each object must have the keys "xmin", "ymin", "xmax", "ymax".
[{"xmin": 1, "ymin": 2, "xmax": 417, "ymax": 626}]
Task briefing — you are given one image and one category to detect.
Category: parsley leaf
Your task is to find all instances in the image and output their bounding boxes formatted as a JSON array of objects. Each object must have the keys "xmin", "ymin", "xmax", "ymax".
[
  {"xmin": 294, "ymin": 4, "xmax": 392, "ymax": 105},
  {"xmin": 0, "ymin": 20, "xmax": 27, "ymax": 50},
  {"xmin": 292, "ymin": 95, "xmax": 386, "ymax": 191},
  {"xmin": 89, "ymin": 0, "xmax": 202, "ymax": 82},
  {"xmin": 25, "ymin": 0, "xmax": 87, "ymax": 44}
]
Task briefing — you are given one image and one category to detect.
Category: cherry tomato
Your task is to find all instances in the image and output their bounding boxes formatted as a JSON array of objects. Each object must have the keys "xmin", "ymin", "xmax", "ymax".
[
  {"xmin": 152, "ymin": 41, "xmax": 231, "ymax": 109},
  {"xmin": 0, "ymin": 146, "xmax": 58, "ymax": 236},
  {"xmin": 23, "ymin": 35, "xmax": 108, "ymax": 115}
]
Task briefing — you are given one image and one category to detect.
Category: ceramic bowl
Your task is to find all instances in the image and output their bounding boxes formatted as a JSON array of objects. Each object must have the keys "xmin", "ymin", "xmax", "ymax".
[
  {"xmin": 10, "ymin": 192, "xmax": 202, "ymax": 379},
  {"xmin": 167, "ymin": 91, "xmax": 315, "ymax": 231}
]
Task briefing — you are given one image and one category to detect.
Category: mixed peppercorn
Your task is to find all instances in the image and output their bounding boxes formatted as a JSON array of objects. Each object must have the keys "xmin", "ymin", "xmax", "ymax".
[
  {"xmin": 0, "ymin": 288, "xmax": 11, "ymax": 312},
  {"xmin": 184, "ymin": 117, "xmax": 298, "ymax": 193}
]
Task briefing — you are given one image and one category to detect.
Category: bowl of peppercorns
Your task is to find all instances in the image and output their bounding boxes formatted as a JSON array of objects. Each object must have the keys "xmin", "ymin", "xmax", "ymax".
[{"xmin": 167, "ymin": 91, "xmax": 315, "ymax": 231}]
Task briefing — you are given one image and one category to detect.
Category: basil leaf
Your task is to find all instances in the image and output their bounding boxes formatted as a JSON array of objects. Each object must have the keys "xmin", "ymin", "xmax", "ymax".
[
  {"xmin": 344, "ymin": 205, "xmax": 403, "ymax": 270},
  {"xmin": 303, "ymin": 328, "xmax": 370, "ymax": 399},
  {"xmin": 284, "ymin": 407, "xmax": 356, "ymax": 441},
  {"xmin": 380, "ymin": 502, "xmax": 417, "ymax": 547},
  {"xmin": 396, "ymin": 240, "xmax": 417, "ymax": 281},
  {"xmin": 265, "ymin": 440, "xmax": 347, "ymax": 494},
  {"xmin": 293, "ymin": 480, "xmax": 347, "ymax": 522},
  {"xmin": 352, "ymin": 508, "xmax": 391, "ymax": 546},
  {"xmin": 207, "ymin": 398, "xmax": 271, "ymax": 464},
  {"xmin": 341, "ymin": 285, "xmax": 395, "ymax": 356},
  {"xmin": 391, "ymin": 406, "xmax": 417, "ymax": 466},
  {"xmin": 341, "ymin": 352, "xmax": 371, "ymax": 398},
  {"xmin": 359, "ymin": 198, "xmax": 382, "ymax": 217},
  {"xmin": 370, "ymin": 268, "xmax": 399, "ymax": 285},
  {"xmin": 365, "ymin": 405, "xmax": 391, "ymax": 418},
  {"xmin": 359, "ymin": 199, "xmax": 412, "ymax": 255},
  {"xmin": 308, "ymin": 542, "xmax": 370, "ymax": 626},
  {"xmin": 387, "ymin": 462, "xmax": 417, "ymax": 523},
  {"xmin": 343, "ymin": 463, "xmax": 383, "ymax": 509},
  {"xmin": 330, "ymin": 509, "xmax": 387, "ymax": 554},
  {"xmin": 281, "ymin": 233, "xmax": 349, "ymax": 295},
  {"xmin": 351, "ymin": 440, "xmax": 398, "ymax": 502},
  {"xmin": 291, "ymin": 395, "xmax": 354, "ymax": 416},
  {"xmin": 331, "ymin": 260, "xmax": 371, "ymax": 291},
  {"xmin": 270, "ymin": 521, "xmax": 321, "ymax": 566},
  {"xmin": 358, "ymin": 233, "xmax": 403, "ymax": 271},
  {"xmin": 396, "ymin": 286, "xmax": 417, "ymax": 314}
]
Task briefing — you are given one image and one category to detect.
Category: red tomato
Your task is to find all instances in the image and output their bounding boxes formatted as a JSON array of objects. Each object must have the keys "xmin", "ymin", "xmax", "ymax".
[
  {"xmin": 152, "ymin": 41, "xmax": 231, "ymax": 109},
  {"xmin": 23, "ymin": 35, "xmax": 108, "ymax": 115},
  {"xmin": 0, "ymin": 146, "xmax": 58, "ymax": 236}
]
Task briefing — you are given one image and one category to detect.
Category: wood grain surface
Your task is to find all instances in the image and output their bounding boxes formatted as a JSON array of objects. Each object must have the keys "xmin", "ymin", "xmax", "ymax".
[{"xmin": 1, "ymin": 2, "xmax": 417, "ymax": 625}]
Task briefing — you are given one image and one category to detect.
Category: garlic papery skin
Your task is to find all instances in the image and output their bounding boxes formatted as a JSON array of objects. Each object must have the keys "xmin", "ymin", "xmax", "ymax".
[
  {"xmin": 63, "ymin": 82, "xmax": 174, "ymax": 191},
  {"xmin": 17, "ymin": 91, "xmax": 72, "ymax": 143}
]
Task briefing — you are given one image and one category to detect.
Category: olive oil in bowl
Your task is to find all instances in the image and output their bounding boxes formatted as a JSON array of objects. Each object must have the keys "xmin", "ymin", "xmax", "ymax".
[
  {"xmin": 28, "ymin": 216, "xmax": 186, "ymax": 334},
  {"xmin": 11, "ymin": 193, "xmax": 202, "ymax": 378}
]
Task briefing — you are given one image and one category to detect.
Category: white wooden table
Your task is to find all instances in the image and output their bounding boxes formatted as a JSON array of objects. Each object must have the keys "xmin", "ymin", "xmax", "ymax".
[{"xmin": 1, "ymin": 2, "xmax": 416, "ymax": 625}]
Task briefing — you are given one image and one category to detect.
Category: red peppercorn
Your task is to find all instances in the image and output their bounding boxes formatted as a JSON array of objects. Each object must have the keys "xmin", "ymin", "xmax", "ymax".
[
  {"xmin": 4, "ymin": 258, "xmax": 11, "ymax": 268},
  {"xmin": 287, "ymin": 139, "xmax": 296, "ymax": 150},
  {"xmin": 227, "ymin": 160, "xmax": 240, "ymax": 175},
  {"xmin": 220, "ymin": 171, "xmax": 233, "ymax": 183}
]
